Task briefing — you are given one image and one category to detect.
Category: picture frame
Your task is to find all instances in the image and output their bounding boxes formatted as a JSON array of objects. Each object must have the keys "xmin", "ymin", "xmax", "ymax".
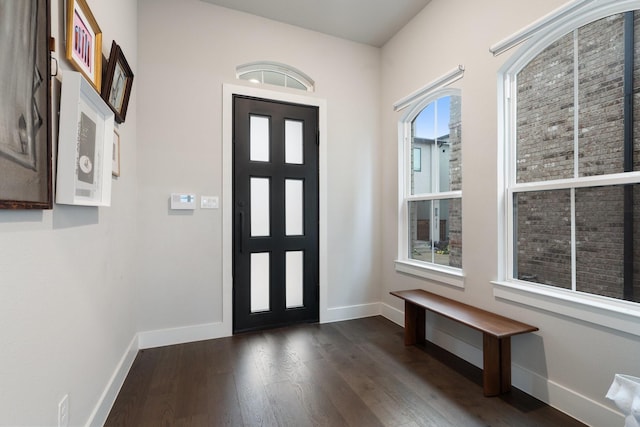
[
  {"xmin": 66, "ymin": 0, "xmax": 102, "ymax": 91},
  {"xmin": 112, "ymin": 129, "xmax": 121, "ymax": 177},
  {"xmin": 0, "ymin": 0, "xmax": 52, "ymax": 209},
  {"xmin": 102, "ymin": 41, "xmax": 134, "ymax": 123},
  {"xmin": 56, "ymin": 71, "xmax": 114, "ymax": 206}
]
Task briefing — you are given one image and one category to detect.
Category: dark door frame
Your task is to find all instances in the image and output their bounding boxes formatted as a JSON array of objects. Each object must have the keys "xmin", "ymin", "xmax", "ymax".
[
  {"xmin": 232, "ymin": 95, "xmax": 319, "ymax": 332},
  {"xmin": 221, "ymin": 84, "xmax": 327, "ymax": 336}
]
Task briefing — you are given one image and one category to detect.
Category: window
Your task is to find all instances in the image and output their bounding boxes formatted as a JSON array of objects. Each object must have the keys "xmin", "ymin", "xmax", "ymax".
[
  {"xmin": 413, "ymin": 147, "xmax": 421, "ymax": 172},
  {"xmin": 396, "ymin": 87, "xmax": 462, "ymax": 284},
  {"xmin": 499, "ymin": 3, "xmax": 640, "ymax": 328},
  {"xmin": 236, "ymin": 61, "xmax": 314, "ymax": 92}
]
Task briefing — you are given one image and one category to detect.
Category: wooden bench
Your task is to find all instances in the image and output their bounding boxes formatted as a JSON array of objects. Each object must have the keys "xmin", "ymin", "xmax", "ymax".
[{"xmin": 390, "ymin": 289, "xmax": 538, "ymax": 397}]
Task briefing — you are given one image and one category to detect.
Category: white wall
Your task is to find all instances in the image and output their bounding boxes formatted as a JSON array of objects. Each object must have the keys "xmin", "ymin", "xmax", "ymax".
[
  {"xmin": 136, "ymin": 0, "xmax": 382, "ymax": 337},
  {"xmin": 380, "ymin": 0, "xmax": 640, "ymax": 425},
  {"xmin": 0, "ymin": 0, "xmax": 138, "ymax": 425}
]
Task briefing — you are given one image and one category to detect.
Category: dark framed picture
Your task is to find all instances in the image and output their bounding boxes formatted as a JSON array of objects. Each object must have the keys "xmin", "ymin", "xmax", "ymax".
[
  {"xmin": 65, "ymin": 0, "xmax": 102, "ymax": 91},
  {"xmin": 102, "ymin": 41, "xmax": 134, "ymax": 124},
  {"xmin": 0, "ymin": 0, "xmax": 52, "ymax": 209}
]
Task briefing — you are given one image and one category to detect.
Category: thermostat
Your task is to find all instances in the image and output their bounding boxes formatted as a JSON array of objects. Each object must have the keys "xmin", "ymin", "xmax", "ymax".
[{"xmin": 170, "ymin": 193, "xmax": 196, "ymax": 210}]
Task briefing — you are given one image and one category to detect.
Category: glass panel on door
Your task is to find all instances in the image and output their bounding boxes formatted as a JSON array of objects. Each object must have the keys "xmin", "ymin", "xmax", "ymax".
[
  {"xmin": 250, "ymin": 177, "xmax": 270, "ymax": 237},
  {"xmin": 285, "ymin": 179, "xmax": 303, "ymax": 236},
  {"xmin": 251, "ymin": 252, "xmax": 270, "ymax": 313},
  {"xmin": 285, "ymin": 120, "xmax": 304, "ymax": 164},
  {"xmin": 250, "ymin": 115, "xmax": 270, "ymax": 162},
  {"xmin": 286, "ymin": 251, "xmax": 304, "ymax": 308}
]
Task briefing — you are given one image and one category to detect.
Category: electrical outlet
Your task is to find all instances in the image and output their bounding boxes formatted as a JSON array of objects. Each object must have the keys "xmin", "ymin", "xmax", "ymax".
[{"xmin": 58, "ymin": 394, "xmax": 69, "ymax": 427}]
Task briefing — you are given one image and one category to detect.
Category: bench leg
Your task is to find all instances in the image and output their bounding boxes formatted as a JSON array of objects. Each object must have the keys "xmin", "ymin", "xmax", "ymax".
[
  {"xmin": 404, "ymin": 302, "xmax": 425, "ymax": 346},
  {"xmin": 482, "ymin": 334, "xmax": 512, "ymax": 396}
]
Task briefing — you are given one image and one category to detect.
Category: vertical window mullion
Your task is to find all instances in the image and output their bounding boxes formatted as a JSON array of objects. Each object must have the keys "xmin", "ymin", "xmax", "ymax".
[
  {"xmin": 403, "ymin": 126, "xmax": 411, "ymax": 260},
  {"xmin": 572, "ymin": 29, "xmax": 579, "ymax": 291},
  {"xmin": 406, "ymin": 128, "xmax": 412, "ymax": 196},
  {"xmin": 507, "ymin": 188, "xmax": 516, "ymax": 281},
  {"xmin": 433, "ymin": 103, "xmax": 440, "ymax": 193},
  {"xmin": 573, "ymin": 29, "xmax": 580, "ymax": 181},
  {"xmin": 507, "ymin": 74, "xmax": 517, "ymax": 282},
  {"xmin": 570, "ymin": 188, "xmax": 577, "ymax": 292}
]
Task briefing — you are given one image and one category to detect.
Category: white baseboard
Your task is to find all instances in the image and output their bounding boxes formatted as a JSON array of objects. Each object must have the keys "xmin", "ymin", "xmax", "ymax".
[
  {"xmin": 511, "ymin": 364, "xmax": 622, "ymax": 426},
  {"xmin": 381, "ymin": 302, "xmax": 404, "ymax": 326},
  {"xmin": 321, "ymin": 302, "xmax": 381, "ymax": 323},
  {"xmin": 380, "ymin": 309, "xmax": 623, "ymax": 427},
  {"xmin": 85, "ymin": 335, "xmax": 138, "ymax": 427},
  {"xmin": 85, "ymin": 322, "xmax": 229, "ymax": 426},
  {"xmin": 138, "ymin": 321, "xmax": 230, "ymax": 349}
]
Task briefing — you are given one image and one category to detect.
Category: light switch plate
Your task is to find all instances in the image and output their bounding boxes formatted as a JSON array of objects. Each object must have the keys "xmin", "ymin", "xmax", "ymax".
[{"xmin": 201, "ymin": 196, "xmax": 219, "ymax": 209}]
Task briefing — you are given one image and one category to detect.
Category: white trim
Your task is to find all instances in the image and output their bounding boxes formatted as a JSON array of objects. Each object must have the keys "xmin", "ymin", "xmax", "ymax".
[
  {"xmin": 489, "ymin": 0, "xmax": 596, "ymax": 56},
  {"xmin": 381, "ymin": 302, "xmax": 405, "ymax": 326},
  {"xmin": 222, "ymin": 83, "xmax": 329, "ymax": 327},
  {"xmin": 512, "ymin": 171, "xmax": 640, "ymax": 191},
  {"xmin": 395, "ymin": 259, "xmax": 465, "ymax": 288},
  {"xmin": 397, "ymin": 122, "xmax": 408, "ymax": 261},
  {"xmin": 512, "ymin": 368, "xmax": 622, "ymax": 427},
  {"xmin": 493, "ymin": 281, "xmax": 640, "ymax": 337},
  {"xmin": 84, "ymin": 335, "xmax": 138, "ymax": 427},
  {"xmin": 138, "ymin": 321, "xmax": 229, "ymax": 349},
  {"xmin": 393, "ymin": 66, "xmax": 464, "ymax": 112},
  {"xmin": 572, "ymin": 29, "xmax": 580, "ymax": 181},
  {"xmin": 500, "ymin": 0, "xmax": 640, "ymax": 74},
  {"xmin": 406, "ymin": 190, "xmax": 462, "ymax": 202},
  {"xmin": 570, "ymin": 188, "xmax": 577, "ymax": 291},
  {"xmin": 322, "ymin": 303, "xmax": 381, "ymax": 323}
]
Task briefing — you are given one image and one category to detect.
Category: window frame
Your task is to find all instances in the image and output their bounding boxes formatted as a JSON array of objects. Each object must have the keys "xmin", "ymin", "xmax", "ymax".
[
  {"xmin": 395, "ymin": 86, "xmax": 464, "ymax": 287},
  {"xmin": 236, "ymin": 61, "xmax": 315, "ymax": 92},
  {"xmin": 495, "ymin": 0, "xmax": 640, "ymax": 336}
]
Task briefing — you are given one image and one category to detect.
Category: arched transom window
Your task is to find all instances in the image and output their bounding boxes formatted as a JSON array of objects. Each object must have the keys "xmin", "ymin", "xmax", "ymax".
[{"xmin": 236, "ymin": 62, "xmax": 314, "ymax": 92}]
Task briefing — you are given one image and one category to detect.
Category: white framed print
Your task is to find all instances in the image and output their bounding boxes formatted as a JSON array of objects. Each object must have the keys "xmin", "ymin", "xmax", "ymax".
[{"xmin": 56, "ymin": 71, "xmax": 114, "ymax": 206}]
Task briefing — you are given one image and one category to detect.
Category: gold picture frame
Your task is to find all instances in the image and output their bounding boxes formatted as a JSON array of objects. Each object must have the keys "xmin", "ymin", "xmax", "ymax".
[{"xmin": 66, "ymin": 0, "xmax": 102, "ymax": 91}]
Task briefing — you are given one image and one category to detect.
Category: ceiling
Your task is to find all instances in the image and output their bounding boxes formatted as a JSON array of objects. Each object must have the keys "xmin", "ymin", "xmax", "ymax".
[{"xmin": 199, "ymin": 0, "xmax": 431, "ymax": 47}]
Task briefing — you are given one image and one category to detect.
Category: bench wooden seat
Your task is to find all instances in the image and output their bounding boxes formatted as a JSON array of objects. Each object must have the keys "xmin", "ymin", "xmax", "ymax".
[{"xmin": 390, "ymin": 289, "xmax": 538, "ymax": 397}]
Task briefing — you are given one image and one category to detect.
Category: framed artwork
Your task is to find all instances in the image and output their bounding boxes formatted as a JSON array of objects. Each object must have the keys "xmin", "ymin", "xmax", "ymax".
[
  {"xmin": 0, "ymin": 0, "xmax": 52, "ymax": 209},
  {"xmin": 112, "ymin": 129, "xmax": 120, "ymax": 177},
  {"xmin": 66, "ymin": 0, "xmax": 102, "ymax": 91},
  {"xmin": 56, "ymin": 72, "xmax": 114, "ymax": 206},
  {"xmin": 102, "ymin": 41, "xmax": 134, "ymax": 123}
]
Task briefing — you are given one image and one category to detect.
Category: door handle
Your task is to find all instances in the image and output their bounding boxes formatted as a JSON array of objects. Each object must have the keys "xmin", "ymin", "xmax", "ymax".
[{"xmin": 238, "ymin": 211, "xmax": 245, "ymax": 253}]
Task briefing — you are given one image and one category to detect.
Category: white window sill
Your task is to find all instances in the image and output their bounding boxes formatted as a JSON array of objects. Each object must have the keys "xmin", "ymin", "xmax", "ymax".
[
  {"xmin": 492, "ymin": 280, "xmax": 640, "ymax": 337},
  {"xmin": 395, "ymin": 259, "xmax": 464, "ymax": 288}
]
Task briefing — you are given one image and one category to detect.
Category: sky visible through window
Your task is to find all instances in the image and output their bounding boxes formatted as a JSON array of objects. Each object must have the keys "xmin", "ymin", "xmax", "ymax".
[{"xmin": 414, "ymin": 96, "xmax": 451, "ymax": 139}]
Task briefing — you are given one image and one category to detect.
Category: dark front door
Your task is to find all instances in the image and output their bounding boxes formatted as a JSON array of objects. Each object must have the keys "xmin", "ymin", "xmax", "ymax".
[{"xmin": 233, "ymin": 95, "xmax": 319, "ymax": 333}]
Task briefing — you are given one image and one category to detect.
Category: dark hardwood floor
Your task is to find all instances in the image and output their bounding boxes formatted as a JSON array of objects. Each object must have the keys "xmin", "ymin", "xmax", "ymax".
[{"xmin": 105, "ymin": 316, "xmax": 586, "ymax": 426}]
